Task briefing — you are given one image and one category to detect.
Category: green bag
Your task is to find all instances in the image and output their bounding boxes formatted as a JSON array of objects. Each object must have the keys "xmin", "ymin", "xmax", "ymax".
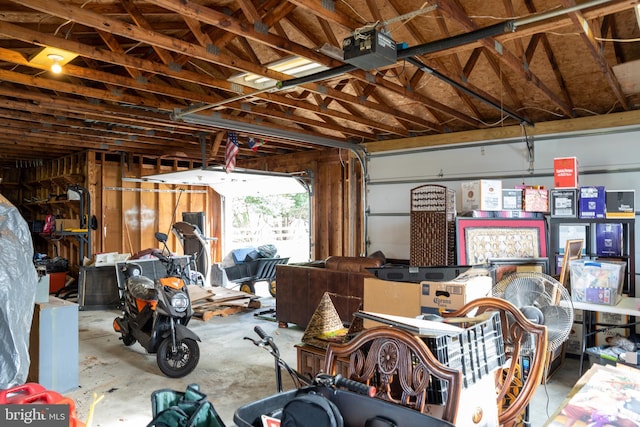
[{"xmin": 148, "ymin": 384, "xmax": 225, "ymax": 427}]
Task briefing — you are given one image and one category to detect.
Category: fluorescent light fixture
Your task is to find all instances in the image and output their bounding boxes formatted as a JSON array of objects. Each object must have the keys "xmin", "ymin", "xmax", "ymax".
[
  {"xmin": 229, "ymin": 56, "xmax": 329, "ymax": 89},
  {"xmin": 635, "ymin": 3, "xmax": 640, "ymax": 29}
]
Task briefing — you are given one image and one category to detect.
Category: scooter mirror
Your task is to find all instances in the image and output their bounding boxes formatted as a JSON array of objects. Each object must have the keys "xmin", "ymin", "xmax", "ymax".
[{"xmin": 155, "ymin": 232, "xmax": 168, "ymax": 243}]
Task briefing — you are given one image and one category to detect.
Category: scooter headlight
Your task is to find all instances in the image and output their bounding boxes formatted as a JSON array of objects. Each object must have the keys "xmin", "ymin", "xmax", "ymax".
[{"xmin": 170, "ymin": 292, "xmax": 189, "ymax": 313}]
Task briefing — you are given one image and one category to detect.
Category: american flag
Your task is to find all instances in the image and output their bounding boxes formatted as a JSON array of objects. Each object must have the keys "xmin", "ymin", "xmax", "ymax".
[{"xmin": 225, "ymin": 131, "xmax": 239, "ymax": 172}]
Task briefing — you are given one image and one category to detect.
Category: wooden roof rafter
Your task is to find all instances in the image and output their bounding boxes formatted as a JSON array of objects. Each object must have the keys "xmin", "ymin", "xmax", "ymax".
[
  {"xmin": 0, "ymin": 107, "xmax": 188, "ymax": 145},
  {"xmin": 0, "ymin": 122, "xmax": 194, "ymax": 157},
  {"xmin": 425, "ymin": 8, "xmax": 487, "ymax": 121},
  {"xmin": 285, "ymin": 0, "xmax": 366, "ymax": 31},
  {"xmin": 151, "ymin": 0, "xmax": 340, "ymax": 69},
  {"xmin": 11, "ymin": 1, "xmax": 430, "ymax": 137},
  {"xmin": 523, "ymin": 1, "xmax": 575, "ymax": 113},
  {"xmin": 12, "ymin": 0, "xmax": 306, "ymax": 84},
  {"xmin": 0, "ymin": 86, "xmax": 217, "ymax": 136},
  {"xmin": 317, "ymin": 15, "xmax": 341, "ymax": 47},
  {"xmin": 280, "ymin": 15, "xmax": 324, "ymax": 47},
  {"xmin": 236, "ymin": 0, "xmax": 263, "ymax": 24},
  {"xmin": 478, "ymin": 49, "xmax": 525, "ymax": 113},
  {"xmin": 382, "ymin": 1, "xmax": 505, "ymax": 123},
  {"xmin": 558, "ymin": 0, "xmax": 629, "ymax": 110},
  {"xmin": 424, "ymin": 0, "xmax": 635, "ymax": 60},
  {"xmin": 120, "ymin": 0, "xmax": 181, "ymax": 77},
  {"xmin": 0, "ymin": 24, "xmax": 402, "ymax": 139},
  {"xmin": 0, "ymin": 0, "xmax": 637, "ymax": 168},
  {"xmin": 283, "ymin": 1, "xmax": 483, "ymax": 128},
  {"xmin": 436, "ymin": 0, "xmax": 573, "ymax": 117}
]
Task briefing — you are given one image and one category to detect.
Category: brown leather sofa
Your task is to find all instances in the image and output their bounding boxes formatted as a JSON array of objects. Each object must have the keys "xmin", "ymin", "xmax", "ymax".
[{"xmin": 275, "ymin": 256, "xmax": 384, "ymax": 328}]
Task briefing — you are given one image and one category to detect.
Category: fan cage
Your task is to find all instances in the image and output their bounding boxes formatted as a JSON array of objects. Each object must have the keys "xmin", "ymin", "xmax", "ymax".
[{"xmin": 493, "ymin": 272, "xmax": 574, "ymax": 352}]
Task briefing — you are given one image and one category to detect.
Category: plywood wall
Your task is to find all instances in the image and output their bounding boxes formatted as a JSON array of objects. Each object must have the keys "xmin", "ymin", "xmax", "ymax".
[
  {"xmin": 1, "ymin": 152, "xmax": 221, "ymax": 272},
  {"xmin": 2, "ymin": 146, "xmax": 364, "ymax": 271},
  {"xmin": 95, "ymin": 153, "xmax": 221, "ymax": 261}
]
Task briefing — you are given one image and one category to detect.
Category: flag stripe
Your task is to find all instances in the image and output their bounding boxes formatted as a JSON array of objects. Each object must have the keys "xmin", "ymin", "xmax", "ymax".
[{"xmin": 225, "ymin": 131, "xmax": 239, "ymax": 172}]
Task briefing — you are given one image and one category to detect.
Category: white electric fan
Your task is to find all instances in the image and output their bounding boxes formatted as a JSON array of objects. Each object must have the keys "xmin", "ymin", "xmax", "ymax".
[{"xmin": 493, "ymin": 272, "xmax": 574, "ymax": 355}]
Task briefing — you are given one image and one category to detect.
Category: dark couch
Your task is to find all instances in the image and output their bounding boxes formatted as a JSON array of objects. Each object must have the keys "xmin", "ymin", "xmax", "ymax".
[{"xmin": 275, "ymin": 256, "xmax": 384, "ymax": 328}]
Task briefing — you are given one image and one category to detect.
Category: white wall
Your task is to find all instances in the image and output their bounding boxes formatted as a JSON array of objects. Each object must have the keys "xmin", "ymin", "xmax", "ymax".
[{"xmin": 366, "ymin": 125, "xmax": 640, "ymax": 269}]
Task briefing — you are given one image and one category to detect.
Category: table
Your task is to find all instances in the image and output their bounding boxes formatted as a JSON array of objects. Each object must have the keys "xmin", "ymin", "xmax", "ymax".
[
  {"xmin": 545, "ymin": 363, "xmax": 640, "ymax": 426},
  {"xmin": 572, "ymin": 296, "xmax": 640, "ymax": 375}
]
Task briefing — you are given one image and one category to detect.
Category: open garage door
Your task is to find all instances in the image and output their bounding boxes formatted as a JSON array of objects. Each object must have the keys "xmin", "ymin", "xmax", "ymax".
[
  {"xmin": 142, "ymin": 166, "xmax": 308, "ymax": 196},
  {"xmin": 143, "ymin": 167, "xmax": 312, "ymax": 269}
]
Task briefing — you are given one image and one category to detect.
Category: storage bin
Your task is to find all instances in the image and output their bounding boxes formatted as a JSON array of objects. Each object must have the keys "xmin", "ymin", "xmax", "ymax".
[
  {"xmin": 234, "ymin": 386, "xmax": 454, "ymax": 427},
  {"xmin": 570, "ymin": 259, "xmax": 626, "ymax": 305}
]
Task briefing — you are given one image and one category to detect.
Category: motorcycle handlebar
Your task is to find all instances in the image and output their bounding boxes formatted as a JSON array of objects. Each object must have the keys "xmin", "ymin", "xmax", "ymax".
[
  {"xmin": 152, "ymin": 249, "xmax": 169, "ymax": 262},
  {"xmin": 254, "ymin": 325, "xmax": 269, "ymax": 340},
  {"xmin": 314, "ymin": 374, "xmax": 376, "ymax": 397},
  {"xmin": 253, "ymin": 326, "xmax": 279, "ymax": 354},
  {"xmin": 334, "ymin": 374, "xmax": 376, "ymax": 397}
]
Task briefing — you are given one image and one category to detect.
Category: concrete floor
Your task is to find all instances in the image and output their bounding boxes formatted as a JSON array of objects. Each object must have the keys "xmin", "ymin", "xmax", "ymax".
[{"xmin": 64, "ymin": 284, "xmax": 582, "ymax": 427}]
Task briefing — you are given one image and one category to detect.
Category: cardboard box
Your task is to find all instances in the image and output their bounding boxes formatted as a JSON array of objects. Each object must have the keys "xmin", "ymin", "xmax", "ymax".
[
  {"xmin": 523, "ymin": 188, "xmax": 549, "ymax": 212},
  {"xmin": 596, "ymin": 327, "xmax": 629, "ymax": 347},
  {"xmin": 605, "ymin": 190, "xmax": 635, "ymax": 219},
  {"xmin": 502, "ymin": 189, "xmax": 523, "ymax": 211},
  {"xmin": 494, "ymin": 210, "xmax": 543, "ymax": 219},
  {"xmin": 94, "ymin": 252, "xmax": 131, "ymax": 267},
  {"xmin": 595, "ymin": 223, "xmax": 623, "ymax": 256},
  {"xmin": 461, "ymin": 180, "xmax": 502, "ymax": 211},
  {"xmin": 593, "ymin": 313, "xmax": 629, "ymax": 346},
  {"xmin": 566, "ymin": 322, "xmax": 583, "ymax": 356},
  {"xmin": 554, "ymin": 157, "xmax": 579, "ymax": 188},
  {"xmin": 363, "ymin": 277, "xmax": 421, "ymax": 328},
  {"xmin": 420, "ymin": 269, "xmax": 493, "ymax": 315},
  {"xmin": 579, "ymin": 186, "xmax": 606, "ymax": 219},
  {"xmin": 550, "ymin": 189, "xmax": 577, "ymax": 217}
]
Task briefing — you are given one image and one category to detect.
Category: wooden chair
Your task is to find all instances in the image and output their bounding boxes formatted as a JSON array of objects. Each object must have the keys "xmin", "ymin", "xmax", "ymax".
[
  {"xmin": 323, "ymin": 326, "xmax": 462, "ymax": 424},
  {"xmin": 442, "ymin": 297, "xmax": 548, "ymax": 427}
]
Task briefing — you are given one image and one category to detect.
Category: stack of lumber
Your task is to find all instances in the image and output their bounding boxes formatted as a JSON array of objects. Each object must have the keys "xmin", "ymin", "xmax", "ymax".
[{"xmin": 188, "ymin": 285, "xmax": 261, "ymax": 321}]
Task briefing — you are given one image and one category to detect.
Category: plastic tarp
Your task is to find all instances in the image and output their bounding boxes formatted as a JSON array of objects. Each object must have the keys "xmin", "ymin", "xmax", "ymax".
[{"xmin": 0, "ymin": 193, "xmax": 38, "ymax": 389}]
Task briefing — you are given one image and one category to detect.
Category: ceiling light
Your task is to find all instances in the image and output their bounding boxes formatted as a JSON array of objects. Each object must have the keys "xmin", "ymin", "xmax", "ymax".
[
  {"xmin": 28, "ymin": 47, "xmax": 79, "ymax": 74},
  {"xmin": 228, "ymin": 56, "xmax": 329, "ymax": 89},
  {"xmin": 48, "ymin": 54, "xmax": 63, "ymax": 74}
]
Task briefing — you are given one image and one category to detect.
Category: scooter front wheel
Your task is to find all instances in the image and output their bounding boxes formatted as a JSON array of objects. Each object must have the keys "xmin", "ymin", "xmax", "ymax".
[
  {"xmin": 121, "ymin": 334, "xmax": 136, "ymax": 346},
  {"xmin": 156, "ymin": 337, "xmax": 200, "ymax": 378}
]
